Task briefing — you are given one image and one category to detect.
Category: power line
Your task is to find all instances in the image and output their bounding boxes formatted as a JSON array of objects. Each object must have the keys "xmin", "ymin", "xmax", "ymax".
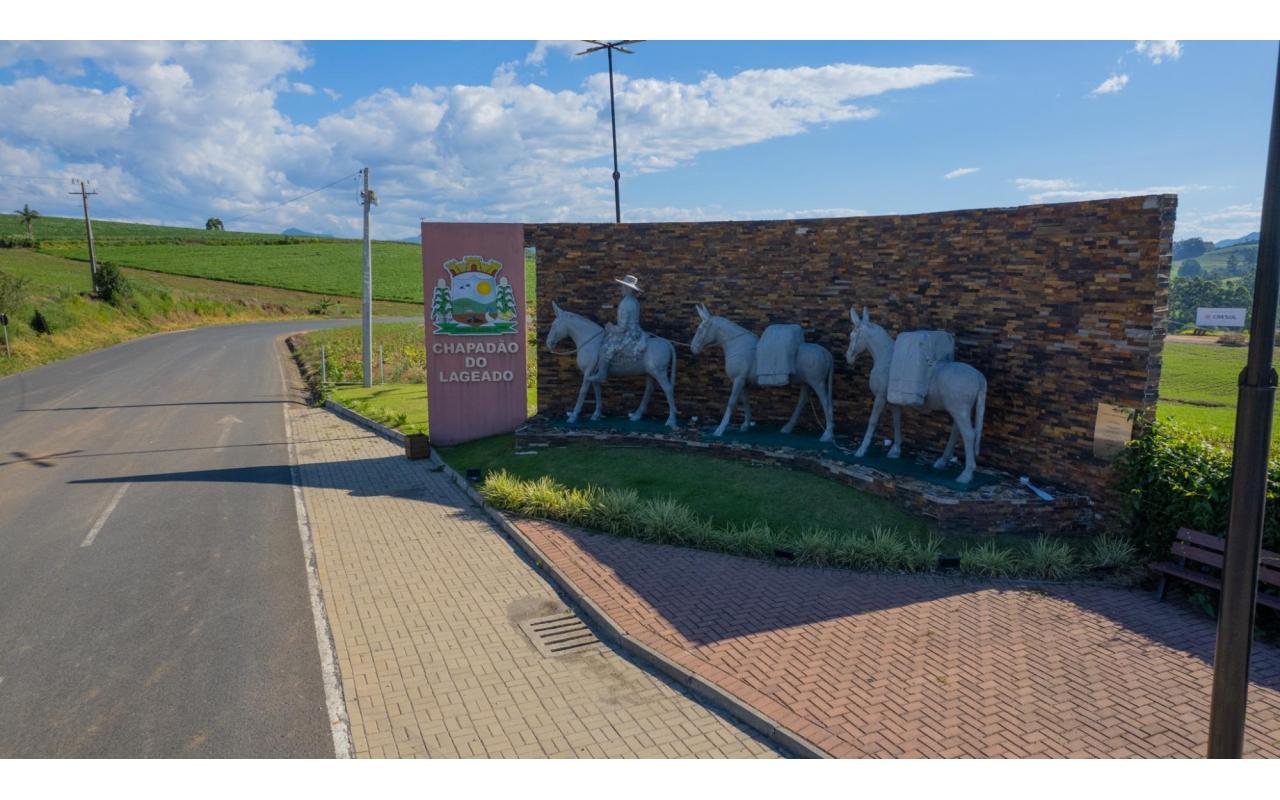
[
  {"xmin": 223, "ymin": 172, "xmax": 361, "ymax": 225},
  {"xmin": 0, "ymin": 173, "xmax": 71, "ymax": 182}
]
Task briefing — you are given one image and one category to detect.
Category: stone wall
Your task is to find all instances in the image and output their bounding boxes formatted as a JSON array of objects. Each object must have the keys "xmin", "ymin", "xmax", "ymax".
[{"xmin": 526, "ymin": 195, "xmax": 1176, "ymax": 503}]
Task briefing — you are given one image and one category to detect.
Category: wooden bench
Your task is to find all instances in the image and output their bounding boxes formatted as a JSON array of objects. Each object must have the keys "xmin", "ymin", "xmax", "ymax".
[{"xmin": 1152, "ymin": 527, "xmax": 1280, "ymax": 611}]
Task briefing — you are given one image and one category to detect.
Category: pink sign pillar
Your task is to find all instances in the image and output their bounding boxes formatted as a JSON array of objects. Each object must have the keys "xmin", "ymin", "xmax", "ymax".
[{"xmin": 422, "ymin": 222, "xmax": 528, "ymax": 446}]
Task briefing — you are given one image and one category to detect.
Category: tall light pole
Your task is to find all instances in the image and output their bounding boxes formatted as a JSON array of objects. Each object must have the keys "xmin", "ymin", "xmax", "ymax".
[
  {"xmin": 70, "ymin": 179, "xmax": 98, "ymax": 285},
  {"xmin": 577, "ymin": 40, "xmax": 643, "ymax": 223},
  {"xmin": 1208, "ymin": 42, "xmax": 1280, "ymax": 758},
  {"xmin": 360, "ymin": 167, "xmax": 377, "ymax": 389}
]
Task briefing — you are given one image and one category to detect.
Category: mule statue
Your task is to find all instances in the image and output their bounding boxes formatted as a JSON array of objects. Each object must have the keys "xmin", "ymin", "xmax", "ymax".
[
  {"xmin": 844, "ymin": 306, "xmax": 987, "ymax": 484},
  {"xmin": 545, "ymin": 302, "xmax": 679, "ymax": 428},
  {"xmin": 690, "ymin": 304, "xmax": 835, "ymax": 442}
]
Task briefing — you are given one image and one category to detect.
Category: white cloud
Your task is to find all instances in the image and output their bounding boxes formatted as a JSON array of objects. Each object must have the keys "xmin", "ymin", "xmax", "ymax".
[
  {"xmin": 1013, "ymin": 178, "xmax": 1076, "ymax": 192},
  {"xmin": 944, "ymin": 167, "xmax": 979, "ymax": 180},
  {"xmin": 322, "ymin": 87, "xmax": 341, "ymax": 101},
  {"xmin": 1090, "ymin": 73, "xmax": 1129, "ymax": 96},
  {"xmin": 526, "ymin": 40, "xmax": 583, "ymax": 65},
  {"xmin": 0, "ymin": 43, "xmax": 972, "ymax": 238},
  {"xmin": 291, "ymin": 82, "xmax": 316, "ymax": 95},
  {"xmin": 1135, "ymin": 41, "xmax": 1182, "ymax": 65},
  {"xmin": 1176, "ymin": 202, "xmax": 1261, "ymax": 241}
]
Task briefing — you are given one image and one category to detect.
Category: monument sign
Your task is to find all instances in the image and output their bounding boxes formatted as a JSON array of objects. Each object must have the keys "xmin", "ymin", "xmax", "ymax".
[
  {"xmin": 1196, "ymin": 307, "xmax": 1247, "ymax": 328},
  {"xmin": 422, "ymin": 222, "xmax": 527, "ymax": 445}
]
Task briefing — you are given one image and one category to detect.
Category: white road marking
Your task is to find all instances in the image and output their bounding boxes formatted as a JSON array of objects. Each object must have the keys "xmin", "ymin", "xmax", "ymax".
[
  {"xmin": 80, "ymin": 483, "xmax": 130, "ymax": 548},
  {"xmin": 275, "ymin": 343, "xmax": 353, "ymax": 759},
  {"xmin": 215, "ymin": 415, "xmax": 243, "ymax": 448}
]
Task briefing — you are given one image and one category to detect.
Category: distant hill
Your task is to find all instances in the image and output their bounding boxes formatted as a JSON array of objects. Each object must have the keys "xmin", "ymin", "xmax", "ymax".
[
  {"xmin": 1216, "ymin": 232, "xmax": 1259, "ymax": 248},
  {"xmin": 1173, "ymin": 241, "xmax": 1259, "ymax": 278},
  {"xmin": 401, "ymin": 234, "xmax": 422, "ymax": 244},
  {"xmin": 282, "ymin": 227, "xmax": 334, "ymax": 238}
]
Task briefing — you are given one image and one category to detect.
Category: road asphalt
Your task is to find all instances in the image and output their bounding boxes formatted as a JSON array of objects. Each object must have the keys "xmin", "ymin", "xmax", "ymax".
[{"xmin": 0, "ymin": 318, "xmax": 413, "ymax": 757}]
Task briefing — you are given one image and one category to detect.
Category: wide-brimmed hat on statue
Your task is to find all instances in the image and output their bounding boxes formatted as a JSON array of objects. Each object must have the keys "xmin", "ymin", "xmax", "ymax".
[{"xmin": 614, "ymin": 274, "xmax": 642, "ymax": 292}]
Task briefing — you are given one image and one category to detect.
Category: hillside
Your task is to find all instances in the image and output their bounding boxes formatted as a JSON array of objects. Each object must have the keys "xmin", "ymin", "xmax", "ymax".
[{"xmin": 1171, "ymin": 241, "xmax": 1258, "ymax": 278}]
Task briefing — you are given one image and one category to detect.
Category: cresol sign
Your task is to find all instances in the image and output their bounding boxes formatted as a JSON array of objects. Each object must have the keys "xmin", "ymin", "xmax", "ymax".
[{"xmin": 421, "ymin": 222, "xmax": 528, "ymax": 445}]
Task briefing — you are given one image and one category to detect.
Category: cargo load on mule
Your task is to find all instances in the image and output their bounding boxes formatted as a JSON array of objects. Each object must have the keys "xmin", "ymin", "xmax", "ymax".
[
  {"xmin": 754, "ymin": 324, "xmax": 804, "ymax": 387},
  {"xmin": 887, "ymin": 331, "xmax": 955, "ymax": 407}
]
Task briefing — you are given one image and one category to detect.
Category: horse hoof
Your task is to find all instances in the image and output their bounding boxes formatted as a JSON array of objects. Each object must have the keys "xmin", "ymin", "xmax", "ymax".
[
  {"xmin": 712, "ymin": 429, "xmax": 726, "ymax": 438},
  {"xmin": 932, "ymin": 458, "xmax": 947, "ymax": 470},
  {"xmin": 590, "ymin": 414, "xmax": 603, "ymax": 422},
  {"xmin": 819, "ymin": 432, "xmax": 834, "ymax": 443},
  {"xmin": 780, "ymin": 427, "xmax": 794, "ymax": 435},
  {"xmin": 888, "ymin": 449, "xmax": 901, "ymax": 459},
  {"xmin": 665, "ymin": 419, "xmax": 677, "ymax": 430},
  {"xmin": 854, "ymin": 448, "xmax": 868, "ymax": 458},
  {"xmin": 628, "ymin": 413, "xmax": 642, "ymax": 422},
  {"xmin": 956, "ymin": 472, "xmax": 974, "ymax": 484}
]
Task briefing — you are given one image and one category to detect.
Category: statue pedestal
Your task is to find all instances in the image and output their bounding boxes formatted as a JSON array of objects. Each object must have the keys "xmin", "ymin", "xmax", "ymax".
[{"xmin": 516, "ymin": 416, "xmax": 1094, "ymax": 536}]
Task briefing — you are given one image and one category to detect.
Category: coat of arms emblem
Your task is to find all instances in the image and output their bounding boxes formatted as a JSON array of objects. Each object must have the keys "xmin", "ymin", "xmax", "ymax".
[{"xmin": 430, "ymin": 255, "xmax": 518, "ymax": 336}]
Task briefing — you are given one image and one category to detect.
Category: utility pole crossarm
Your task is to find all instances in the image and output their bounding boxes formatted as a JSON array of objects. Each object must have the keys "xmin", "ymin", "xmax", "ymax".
[{"xmin": 577, "ymin": 41, "xmax": 644, "ymax": 224}]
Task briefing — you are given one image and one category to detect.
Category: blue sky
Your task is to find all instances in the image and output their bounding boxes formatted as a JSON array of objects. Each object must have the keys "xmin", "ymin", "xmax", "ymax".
[{"xmin": 0, "ymin": 40, "xmax": 1275, "ymax": 241}]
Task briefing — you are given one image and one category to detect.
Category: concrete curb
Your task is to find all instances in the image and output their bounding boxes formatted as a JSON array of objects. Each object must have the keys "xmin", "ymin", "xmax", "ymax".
[{"xmin": 319, "ymin": 401, "xmax": 828, "ymax": 759}]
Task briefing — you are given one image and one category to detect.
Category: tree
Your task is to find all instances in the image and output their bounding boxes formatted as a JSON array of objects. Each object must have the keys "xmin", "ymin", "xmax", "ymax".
[
  {"xmin": 1173, "ymin": 237, "xmax": 1213, "ymax": 260},
  {"xmin": 1179, "ymin": 259, "xmax": 1203, "ymax": 278},
  {"xmin": 205, "ymin": 217, "xmax": 224, "ymax": 231},
  {"xmin": 495, "ymin": 277, "xmax": 516, "ymax": 319},
  {"xmin": 431, "ymin": 279, "xmax": 452, "ymax": 324},
  {"xmin": 13, "ymin": 204, "xmax": 40, "ymax": 241}
]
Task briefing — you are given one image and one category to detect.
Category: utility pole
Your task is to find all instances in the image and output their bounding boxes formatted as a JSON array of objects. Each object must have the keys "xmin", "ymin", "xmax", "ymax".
[
  {"xmin": 360, "ymin": 167, "xmax": 377, "ymax": 389},
  {"xmin": 1208, "ymin": 43, "xmax": 1280, "ymax": 758},
  {"xmin": 577, "ymin": 41, "xmax": 643, "ymax": 223},
  {"xmin": 71, "ymin": 180, "xmax": 98, "ymax": 285}
]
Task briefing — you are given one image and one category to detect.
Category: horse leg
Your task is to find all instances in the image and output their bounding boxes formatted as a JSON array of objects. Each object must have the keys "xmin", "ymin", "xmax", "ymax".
[
  {"xmin": 630, "ymin": 377, "xmax": 654, "ymax": 422},
  {"xmin": 714, "ymin": 377, "xmax": 745, "ymax": 437},
  {"xmin": 933, "ymin": 424, "xmax": 960, "ymax": 470},
  {"xmin": 954, "ymin": 411, "xmax": 977, "ymax": 484},
  {"xmin": 888, "ymin": 405, "xmax": 903, "ymax": 459},
  {"xmin": 739, "ymin": 388, "xmax": 753, "ymax": 431},
  {"xmin": 568, "ymin": 375, "xmax": 591, "ymax": 424},
  {"xmin": 657, "ymin": 370, "xmax": 678, "ymax": 429},
  {"xmin": 590, "ymin": 380, "xmax": 604, "ymax": 421},
  {"xmin": 817, "ymin": 374, "xmax": 835, "ymax": 443},
  {"xmin": 781, "ymin": 384, "xmax": 810, "ymax": 435},
  {"xmin": 856, "ymin": 393, "xmax": 886, "ymax": 457}
]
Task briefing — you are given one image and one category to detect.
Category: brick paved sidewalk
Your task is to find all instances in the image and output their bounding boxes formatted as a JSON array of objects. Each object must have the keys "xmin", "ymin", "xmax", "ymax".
[
  {"xmin": 288, "ymin": 406, "xmax": 777, "ymax": 758},
  {"xmin": 515, "ymin": 517, "xmax": 1280, "ymax": 758}
]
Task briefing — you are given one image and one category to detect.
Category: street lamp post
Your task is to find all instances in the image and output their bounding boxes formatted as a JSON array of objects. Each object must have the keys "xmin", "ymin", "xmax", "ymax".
[
  {"xmin": 1207, "ymin": 42, "xmax": 1280, "ymax": 759},
  {"xmin": 577, "ymin": 40, "xmax": 643, "ymax": 223}
]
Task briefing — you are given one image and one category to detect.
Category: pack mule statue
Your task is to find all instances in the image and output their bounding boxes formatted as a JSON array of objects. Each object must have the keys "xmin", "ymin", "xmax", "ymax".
[
  {"xmin": 545, "ymin": 301, "xmax": 679, "ymax": 428},
  {"xmin": 845, "ymin": 306, "xmax": 987, "ymax": 484},
  {"xmin": 690, "ymin": 304, "xmax": 835, "ymax": 442}
]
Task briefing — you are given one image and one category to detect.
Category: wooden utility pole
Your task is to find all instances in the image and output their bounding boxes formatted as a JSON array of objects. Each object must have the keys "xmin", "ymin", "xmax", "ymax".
[
  {"xmin": 71, "ymin": 180, "xmax": 99, "ymax": 285},
  {"xmin": 360, "ymin": 168, "xmax": 377, "ymax": 388}
]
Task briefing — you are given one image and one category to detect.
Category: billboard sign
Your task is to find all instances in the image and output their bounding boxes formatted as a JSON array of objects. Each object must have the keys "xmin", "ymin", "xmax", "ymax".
[{"xmin": 1195, "ymin": 307, "xmax": 1247, "ymax": 328}]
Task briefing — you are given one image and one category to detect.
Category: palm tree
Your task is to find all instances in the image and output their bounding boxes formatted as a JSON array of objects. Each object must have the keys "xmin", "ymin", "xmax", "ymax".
[
  {"xmin": 205, "ymin": 217, "xmax": 224, "ymax": 231},
  {"xmin": 14, "ymin": 204, "xmax": 40, "ymax": 241}
]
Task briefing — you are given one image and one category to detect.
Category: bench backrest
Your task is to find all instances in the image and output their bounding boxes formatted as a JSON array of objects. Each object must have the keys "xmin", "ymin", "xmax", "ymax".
[{"xmin": 1176, "ymin": 527, "xmax": 1280, "ymax": 589}]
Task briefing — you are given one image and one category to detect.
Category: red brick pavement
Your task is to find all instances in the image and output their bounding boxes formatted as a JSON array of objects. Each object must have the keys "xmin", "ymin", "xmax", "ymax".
[{"xmin": 514, "ymin": 518, "xmax": 1280, "ymax": 758}]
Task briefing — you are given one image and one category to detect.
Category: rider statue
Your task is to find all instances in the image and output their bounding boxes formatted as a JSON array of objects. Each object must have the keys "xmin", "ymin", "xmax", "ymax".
[{"xmin": 586, "ymin": 274, "xmax": 646, "ymax": 382}]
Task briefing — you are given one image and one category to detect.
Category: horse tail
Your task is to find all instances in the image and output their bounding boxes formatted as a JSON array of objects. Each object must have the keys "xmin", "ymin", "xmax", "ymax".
[
  {"xmin": 825, "ymin": 349, "xmax": 835, "ymax": 416},
  {"xmin": 973, "ymin": 378, "xmax": 986, "ymax": 459}
]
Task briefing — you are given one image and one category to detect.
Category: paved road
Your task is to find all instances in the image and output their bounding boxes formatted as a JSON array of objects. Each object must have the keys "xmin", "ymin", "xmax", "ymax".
[{"xmin": 0, "ymin": 319, "xmax": 406, "ymax": 757}]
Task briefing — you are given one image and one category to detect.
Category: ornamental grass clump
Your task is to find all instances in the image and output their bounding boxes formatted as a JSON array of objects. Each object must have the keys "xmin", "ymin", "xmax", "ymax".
[
  {"xmin": 635, "ymin": 497, "xmax": 702, "ymax": 544},
  {"xmin": 832, "ymin": 531, "xmax": 876, "ymax": 570},
  {"xmin": 591, "ymin": 487, "xmax": 643, "ymax": 535},
  {"xmin": 959, "ymin": 541, "xmax": 1020, "ymax": 578},
  {"xmin": 1086, "ymin": 532, "xmax": 1139, "ymax": 570},
  {"xmin": 478, "ymin": 469, "xmax": 525, "ymax": 510},
  {"xmin": 726, "ymin": 521, "xmax": 777, "ymax": 559},
  {"xmin": 904, "ymin": 535, "xmax": 943, "ymax": 573},
  {"xmin": 867, "ymin": 526, "xmax": 910, "ymax": 571},
  {"xmin": 1023, "ymin": 534, "xmax": 1077, "ymax": 580},
  {"xmin": 794, "ymin": 527, "xmax": 840, "ymax": 566}
]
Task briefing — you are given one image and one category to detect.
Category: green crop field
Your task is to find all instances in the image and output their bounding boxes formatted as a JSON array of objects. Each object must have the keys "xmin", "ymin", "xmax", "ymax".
[
  {"xmin": 1172, "ymin": 241, "xmax": 1258, "ymax": 277},
  {"xmin": 1158, "ymin": 341, "xmax": 1280, "ymax": 446}
]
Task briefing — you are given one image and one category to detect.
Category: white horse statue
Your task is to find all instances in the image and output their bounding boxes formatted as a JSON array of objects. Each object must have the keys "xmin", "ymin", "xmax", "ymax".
[
  {"xmin": 690, "ymin": 304, "xmax": 835, "ymax": 442},
  {"xmin": 845, "ymin": 306, "xmax": 987, "ymax": 484},
  {"xmin": 545, "ymin": 302, "xmax": 679, "ymax": 428}
]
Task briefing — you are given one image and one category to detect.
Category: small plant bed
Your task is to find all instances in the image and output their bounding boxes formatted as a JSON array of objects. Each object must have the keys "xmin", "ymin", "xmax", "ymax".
[{"xmin": 441, "ymin": 434, "xmax": 1140, "ymax": 581}]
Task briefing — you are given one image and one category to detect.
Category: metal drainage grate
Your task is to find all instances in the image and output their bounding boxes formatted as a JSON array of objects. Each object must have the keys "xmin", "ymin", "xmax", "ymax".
[{"xmin": 519, "ymin": 611, "xmax": 601, "ymax": 658}]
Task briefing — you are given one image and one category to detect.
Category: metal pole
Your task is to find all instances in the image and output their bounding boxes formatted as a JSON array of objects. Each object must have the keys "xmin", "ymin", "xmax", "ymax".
[
  {"xmin": 72, "ymin": 181, "xmax": 98, "ymax": 284},
  {"xmin": 320, "ymin": 345, "xmax": 327, "ymax": 387},
  {"xmin": 361, "ymin": 167, "xmax": 373, "ymax": 388},
  {"xmin": 2, "ymin": 322, "xmax": 9, "ymax": 359},
  {"xmin": 1207, "ymin": 44, "xmax": 1280, "ymax": 759},
  {"xmin": 607, "ymin": 46, "xmax": 621, "ymax": 224},
  {"xmin": 379, "ymin": 345, "xmax": 385, "ymax": 385}
]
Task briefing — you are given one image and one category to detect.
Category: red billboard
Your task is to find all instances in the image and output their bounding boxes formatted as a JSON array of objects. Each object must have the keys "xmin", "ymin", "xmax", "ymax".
[{"xmin": 421, "ymin": 222, "xmax": 528, "ymax": 445}]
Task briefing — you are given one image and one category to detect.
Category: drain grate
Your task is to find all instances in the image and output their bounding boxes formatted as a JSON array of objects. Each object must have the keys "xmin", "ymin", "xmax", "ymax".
[{"xmin": 519, "ymin": 611, "xmax": 601, "ymax": 658}]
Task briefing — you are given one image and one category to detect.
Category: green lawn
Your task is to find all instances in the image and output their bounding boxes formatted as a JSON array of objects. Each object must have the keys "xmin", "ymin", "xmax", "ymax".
[{"xmin": 1157, "ymin": 341, "xmax": 1279, "ymax": 446}]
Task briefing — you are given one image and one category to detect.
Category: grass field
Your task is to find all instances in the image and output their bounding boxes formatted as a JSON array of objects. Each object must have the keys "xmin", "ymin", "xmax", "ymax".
[
  {"xmin": 0, "ymin": 212, "xmax": 311, "ymax": 244},
  {"xmin": 1171, "ymin": 241, "xmax": 1258, "ymax": 277}
]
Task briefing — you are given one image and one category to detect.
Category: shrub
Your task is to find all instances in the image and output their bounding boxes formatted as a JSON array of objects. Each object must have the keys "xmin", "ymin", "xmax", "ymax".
[
  {"xmin": 0, "ymin": 270, "xmax": 31, "ymax": 316},
  {"xmin": 1112, "ymin": 418, "xmax": 1280, "ymax": 558},
  {"xmin": 635, "ymin": 497, "xmax": 701, "ymax": 544},
  {"xmin": 479, "ymin": 469, "xmax": 526, "ymax": 510},
  {"xmin": 0, "ymin": 234, "xmax": 35, "ymax": 249},
  {"xmin": 832, "ymin": 531, "xmax": 876, "ymax": 570},
  {"xmin": 724, "ymin": 521, "xmax": 777, "ymax": 559},
  {"xmin": 1086, "ymin": 533, "xmax": 1139, "ymax": 569},
  {"xmin": 794, "ymin": 527, "xmax": 839, "ymax": 566},
  {"xmin": 1023, "ymin": 535, "xmax": 1077, "ymax": 580},
  {"xmin": 959, "ymin": 542, "xmax": 1020, "ymax": 578},
  {"xmin": 308, "ymin": 298, "xmax": 336, "ymax": 316},
  {"xmin": 29, "ymin": 304, "xmax": 77, "ymax": 335},
  {"xmin": 93, "ymin": 262, "xmax": 131, "ymax": 305},
  {"xmin": 1218, "ymin": 331, "xmax": 1247, "ymax": 347}
]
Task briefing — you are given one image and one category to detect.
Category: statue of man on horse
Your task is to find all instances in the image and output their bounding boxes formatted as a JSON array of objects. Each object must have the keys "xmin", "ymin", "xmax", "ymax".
[{"xmin": 586, "ymin": 274, "xmax": 647, "ymax": 382}]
